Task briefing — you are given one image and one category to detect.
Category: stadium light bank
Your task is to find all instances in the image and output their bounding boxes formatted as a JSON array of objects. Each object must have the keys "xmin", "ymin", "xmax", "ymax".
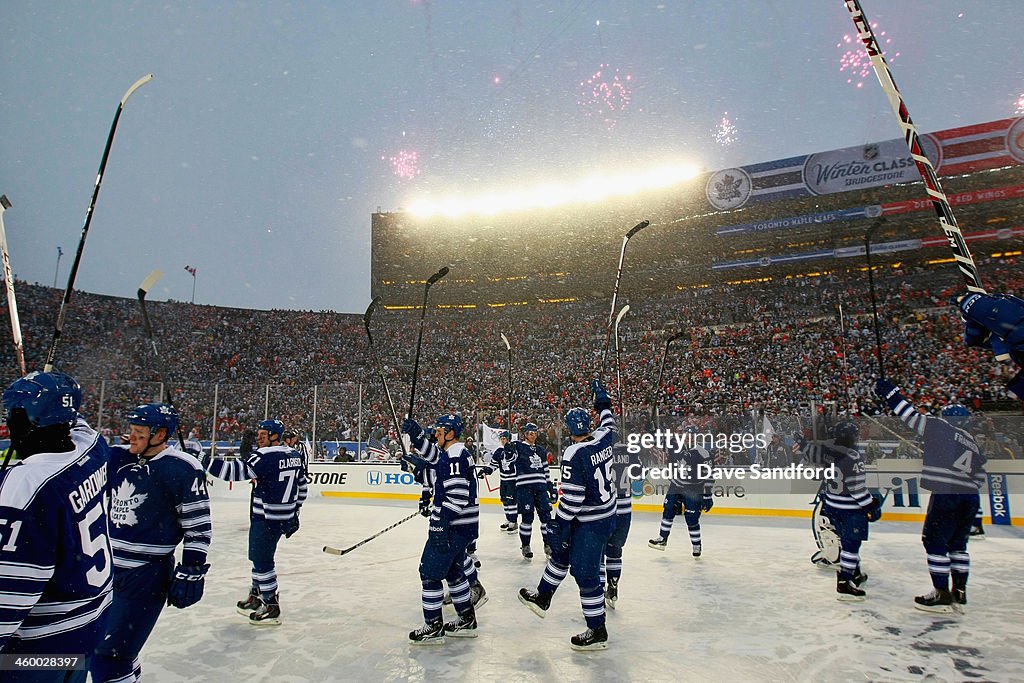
[{"xmin": 406, "ymin": 162, "xmax": 701, "ymax": 219}]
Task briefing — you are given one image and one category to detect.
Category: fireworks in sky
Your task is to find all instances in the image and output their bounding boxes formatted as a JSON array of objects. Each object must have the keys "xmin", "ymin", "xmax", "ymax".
[
  {"xmin": 837, "ymin": 22, "xmax": 900, "ymax": 88},
  {"xmin": 714, "ymin": 112, "xmax": 738, "ymax": 146},
  {"xmin": 384, "ymin": 149, "xmax": 420, "ymax": 179},
  {"xmin": 1015, "ymin": 93, "xmax": 1024, "ymax": 115},
  {"xmin": 577, "ymin": 63, "xmax": 633, "ymax": 128}
]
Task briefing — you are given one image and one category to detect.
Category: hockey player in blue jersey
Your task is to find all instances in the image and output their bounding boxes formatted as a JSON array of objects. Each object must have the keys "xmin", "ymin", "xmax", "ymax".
[
  {"xmin": 401, "ymin": 413, "xmax": 480, "ymax": 644},
  {"xmin": 90, "ymin": 403, "xmax": 212, "ymax": 683},
  {"xmin": 648, "ymin": 426, "xmax": 715, "ymax": 557},
  {"xmin": 794, "ymin": 421, "xmax": 881, "ymax": 601},
  {"xmin": 208, "ymin": 418, "xmax": 306, "ymax": 625},
  {"xmin": 959, "ymin": 292, "xmax": 1024, "ymax": 398},
  {"xmin": 875, "ymin": 380, "xmax": 987, "ymax": 613},
  {"xmin": 0, "ymin": 371, "xmax": 112, "ymax": 682},
  {"xmin": 484, "ymin": 431, "xmax": 518, "ymax": 533},
  {"xmin": 509, "ymin": 423, "xmax": 553, "ymax": 560},
  {"xmin": 602, "ymin": 442, "xmax": 641, "ymax": 609},
  {"xmin": 518, "ymin": 381, "xmax": 617, "ymax": 651}
]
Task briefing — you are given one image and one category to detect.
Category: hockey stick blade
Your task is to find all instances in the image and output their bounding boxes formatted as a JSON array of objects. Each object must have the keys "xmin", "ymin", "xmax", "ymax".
[
  {"xmin": 625, "ymin": 220, "xmax": 650, "ymax": 239},
  {"xmin": 614, "ymin": 304, "xmax": 630, "ymax": 328},
  {"xmin": 427, "ymin": 265, "xmax": 450, "ymax": 286},
  {"xmin": 500, "ymin": 332, "xmax": 511, "ymax": 350},
  {"xmin": 137, "ymin": 268, "xmax": 164, "ymax": 300},
  {"xmin": 0, "ymin": 195, "xmax": 10, "ymax": 211},
  {"xmin": 322, "ymin": 510, "xmax": 420, "ymax": 556},
  {"xmin": 363, "ymin": 295, "xmax": 382, "ymax": 333}
]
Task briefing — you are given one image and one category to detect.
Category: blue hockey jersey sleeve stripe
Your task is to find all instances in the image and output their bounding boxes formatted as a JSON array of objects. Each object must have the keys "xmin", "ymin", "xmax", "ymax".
[{"xmin": 0, "ymin": 561, "xmax": 55, "ymax": 581}]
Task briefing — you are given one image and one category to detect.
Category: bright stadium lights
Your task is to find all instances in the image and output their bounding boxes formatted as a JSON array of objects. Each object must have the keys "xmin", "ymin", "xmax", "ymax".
[{"xmin": 407, "ymin": 162, "xmax": 701, "ymax": 219}]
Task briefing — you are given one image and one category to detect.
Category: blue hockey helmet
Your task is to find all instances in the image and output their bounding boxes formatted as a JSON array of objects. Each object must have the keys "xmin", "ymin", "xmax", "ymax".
[
  {"xmin": 432, "ymin": 413, "xmax": 464, "ymax": 438},
  {"xmin": 941, "ymin": 404, "xmax": 969, "ymax": 418},
  {"xmin": 499, "ymin": 430, "xmax": 511, "ymax": 441},
  {"xmin": 126, "ymin": 403, "xmax": 179, "ymax": 439},
  {"xmin": 830, "ymin": 421, "xmax": 859, "ymax": 442},
  {"xmin": 523, "ymin": 422, "xmax": 539, "ymax": 433},
  {"xmin": 258, "ymin": 419, "xmax": 285, "ymax": 438},
  {"xmin": 564, "ymin": 408, "xmax": 590, "ymax": 437},
  {"xmin": 683, "ymin": 424, "xmax": 700, "ymax": 434},
  {"xmin": 2, "ymin": 371, "xmax": 82, "ymax": 428}
]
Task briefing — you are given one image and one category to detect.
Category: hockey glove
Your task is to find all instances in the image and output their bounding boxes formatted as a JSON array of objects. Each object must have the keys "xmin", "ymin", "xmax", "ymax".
[
  {"xmin": 866, "ymin": 494, "xmax": 883, "ymax": 523},
  {"xmin": 419, "ymin": 491, "xmax": 432, "ymax": 517},
  {"xmin": 548, "ymin": 481, "xmax": 558, "ymax": 505},
  {"xmin": 873, "ymin": 378, "xmax": 899, "ymax": 401},
  {"xmin": 401, "ymin": 418, "xmax": 424, "ymax": 442},
  {"xmin": 284, "ymin": 514, "xmax": 300, "ymax": 538},
  {"xmin": 167, "ymin": 563, "xmax": 210, "ymax": 609},
  {"xmin": 592, "ymin": 380, "xmax": 613, "ymax": 413},
  {"xmin": 476, "ymin": 465, "xmax": 494, "ymax": 479},
  {"xmin": 701, "ymin": 493, "xmax": 714, "ymax": 512}
]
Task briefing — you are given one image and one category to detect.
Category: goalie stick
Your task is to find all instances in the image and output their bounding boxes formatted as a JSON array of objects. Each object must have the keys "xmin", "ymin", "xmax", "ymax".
[
  {"xmin": 323, "ymin": 510, "xmax": 420, "ymax": 556},
  {"xmin": 137, "ymin": 270, "xmax": 196, "ymax": 451},
  {"xmin": 44, "ymin": 74, "xmax": 154, "ymax": 372},
  {"xmin": 842, "ymin": 0, "xmax": 984, "ymax": 294},
  {"xmin": 0, "ymin": 195, "xmax": 26, "ymax": 375},
  {"xmin": 602, "ymin": 220, "xmax": 649, "ymax": 374},
  {"xmin": 408, "ymin": 266, "xmax": 449, "ymax": 419}
]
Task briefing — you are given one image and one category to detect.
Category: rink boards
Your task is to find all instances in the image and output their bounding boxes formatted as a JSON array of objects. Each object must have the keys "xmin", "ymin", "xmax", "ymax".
[{"xmin": 205, "ymin": 458, "xmax": 1023, "ymax": 525}]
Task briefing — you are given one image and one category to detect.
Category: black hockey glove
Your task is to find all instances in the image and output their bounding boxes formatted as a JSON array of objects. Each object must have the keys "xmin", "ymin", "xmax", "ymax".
[
  {"xmin": 285, "ymin": 513, "xmax": 300, "ymax": 538},
  {"xmin": 866, "ymin": 494, "xmax": 883, "ymax": 523},
  {"xmin": 418, "ymin": 491, "xmax": 432, "ymax": 517},
  {"xmin": 701, "ymin": 493, "xmax": 714, "ymax": 512},
  {"xmin": 401, "ymin": 418, "xmax": 424, "ymax": 442},
  {"xmin": 476, "ymin": 465, "xmax": 494, "ymax": 479},
  {"xmin": 167, "ymin": 563, "xmax": 210, "ymax": 609},
  {"xmin": 592, "ymin": 380, "xmax": 613, "ymax": 413}
]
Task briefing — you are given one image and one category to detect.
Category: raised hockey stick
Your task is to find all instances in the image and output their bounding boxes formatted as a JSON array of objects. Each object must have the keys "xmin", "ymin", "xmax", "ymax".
[
  {"xmin": 500, "ymin": 332, "xmax": 513, "ymax": 432},
  {"xmin": 843, "ymin": 0, "xmax": 984, "ymax": 294},
  {"xmin": 612, "ymin": 304, "xmax": 630, "ymax": 429},
  {"xmin": 44, "ymin": 74, "xmax": 153, "ymax": 372},
  {"xmin": 864, "ymin": 218, "xmax": 886, "ymax": 379},
  {"xmin": 651, "ymin": 330, "xmax": 686, "ymax": 429},
  {"xmin": 322, "ymin": 510, "xmax": 420, "ymax": 556},
  {"xmin": 602, "ymin": 220, "xmax": 650, "ymax": 375},
  {"xmin": 363, "ymin": 296, "xmax": 412, "ymax": 463},
  {"xmin": 137, "ymin": 269, "xmax": 196, "ymax": 450},
  {"xmin": 0, "ymin": 195, "xmax": 26, "ymax": 375},
  {"xmin": 408, "ymin": 266, "xmax": 449, "ymax": 418}
]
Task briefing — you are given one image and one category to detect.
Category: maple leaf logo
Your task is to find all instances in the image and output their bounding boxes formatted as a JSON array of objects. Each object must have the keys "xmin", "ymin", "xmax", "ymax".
[{"xmin": 111, "ymin": 479, "xmax": 148, "ymax": 528}]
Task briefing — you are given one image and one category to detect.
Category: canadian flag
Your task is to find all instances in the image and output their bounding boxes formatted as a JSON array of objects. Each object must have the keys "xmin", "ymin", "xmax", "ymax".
[{"xmin": 184, "ymin": 265, "xmax": 197, "ymax": 276}]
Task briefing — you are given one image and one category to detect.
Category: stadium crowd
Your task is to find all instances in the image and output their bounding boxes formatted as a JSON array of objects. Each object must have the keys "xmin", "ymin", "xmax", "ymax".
[{"xmin": 1, "ymin": 252, "xmax": 1021, "ymax": 459}]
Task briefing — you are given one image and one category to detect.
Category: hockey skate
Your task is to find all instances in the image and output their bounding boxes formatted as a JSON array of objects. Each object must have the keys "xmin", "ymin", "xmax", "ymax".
[
  {"xmin": 470, "ymin": 582, "xmax": 488, "ymax": 609},
  {"xmin": 236, "ymin": 589, "xmax": 260, "ymax": 616},
  {"xmin": 969, "ymin": 526, "xmax": 985, "ymax": 539},
  {"xmin": 570, "ymin": 625, "xmax": 608, "ymax": 651},
  {"xmin": 499, "ymin": 522, "xmax": 511, "ymax": 532},
  {"xmin": 692, "ymin": 543, "xmax": 702, "ymax": 558},
  {"xmin": 507, "ymin": 524, "xmax": 518, "ymax": 535},
  {"xmin": 248, "ymin": 595, "xmax": 281, "ymax": 626},
  {"xmin": 409, "ymin": 618, "xmax": 445, "ymax": 645},
  {"xmin": 913, "ymin": 588, "xmax": 954, "ymax": 614},
  {"xmin": 648, "ymin": 537, "xmax": 667, "ymax": 551},
  {"xmin": 521, "ymin": 545, "xmax": 534, "ymax": 560},
  {"xmin": 518, "ymin": 588, "xmax": 551, "ymax": 618},
  {"xmin": 836, "ymin": 578, "xmax": 866, "ymax": 602},
  {"xmin": 444, "ymin": 608, "xmax": 478, "ymax": 638},
  {"xmin": 605, "ymin": 577, "xmax": 619, "ymax": 610}
]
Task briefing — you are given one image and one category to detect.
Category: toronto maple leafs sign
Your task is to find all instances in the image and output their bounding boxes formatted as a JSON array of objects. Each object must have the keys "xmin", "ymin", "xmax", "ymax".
[{"xmin": 705, "ymin": 167, "xmax": 752, "ymax": 210}]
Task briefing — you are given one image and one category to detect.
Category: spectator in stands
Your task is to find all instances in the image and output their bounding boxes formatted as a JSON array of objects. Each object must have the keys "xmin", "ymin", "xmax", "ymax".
[{"xmin": 334, "ymin": 446, "xmax": 353, "ymax": 463}]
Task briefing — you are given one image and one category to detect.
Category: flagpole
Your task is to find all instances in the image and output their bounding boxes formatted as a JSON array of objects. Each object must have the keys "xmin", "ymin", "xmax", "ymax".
[
  {"xmin": 53, "ymin": 246, "xmax": 63, "ymax": 288},
  {"xmin": 191, "ymin": 271, "xmax": 196, "ymax": 304}
]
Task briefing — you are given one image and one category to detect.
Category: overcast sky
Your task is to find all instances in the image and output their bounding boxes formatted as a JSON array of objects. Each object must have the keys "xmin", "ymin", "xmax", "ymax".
[{"xmin": 1, "ymin": 1, "xmax": 1021, "ymax": 313}]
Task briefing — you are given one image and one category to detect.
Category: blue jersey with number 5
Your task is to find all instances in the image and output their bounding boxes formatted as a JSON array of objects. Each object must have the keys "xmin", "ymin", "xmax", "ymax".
[
  {"xmin": 557, "ymin": 408, "xmax": 617, "ymax": 528},
  {"xmin": 0, "ymin": 423, "xmax": 113, "ymax": 656}
]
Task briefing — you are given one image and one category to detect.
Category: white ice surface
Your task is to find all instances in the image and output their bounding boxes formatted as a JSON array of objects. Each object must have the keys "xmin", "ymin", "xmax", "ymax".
[{"xmin": 138, "ymin": 495, "xmax": 1024, "ymax": 683}]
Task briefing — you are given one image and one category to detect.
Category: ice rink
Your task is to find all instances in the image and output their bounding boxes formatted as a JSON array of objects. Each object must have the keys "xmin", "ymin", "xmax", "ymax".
[{"xmin": 139, "ymin": 494, "xmax": 1024, "ymax": 683}]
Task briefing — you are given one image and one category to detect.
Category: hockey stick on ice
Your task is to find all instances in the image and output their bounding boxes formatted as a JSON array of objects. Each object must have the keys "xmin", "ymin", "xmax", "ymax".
[
  {"xmin": 408, "ymin": 266, "xmax": 449, "ymax": 419},
  {"xmin": 651, "ymin": 330, "xmax": 686, "ymax": 429},
  {"xmin": 612, "ymin": 304, "xmax": 629, "ymax": 431},
  {"xmin": 137, "ymin": 269, "xmax": 196, "ymax": 451},
  {"xmin": 0, "ymin": 195, "xmax": 26, "ymax": 375},
  {"xmin": 322, "ymin": 510, "xmax": 420, "ymax": 556},
  {"xmin": 500, "ymin": 332, "xmax": 513, "ymax": 432},
  {"xmin": 602, "ymin": 220, "xmax": 650, "ymax": 375},
  {"xmin": 44, "ymin": 74, "xmax": 153, "ymax": 372},
  {"xmin": 842, "ymin": 0, "xmax": 984, "ymax": 294},
  {"xmin": 363, "ymin": 296, "xmax": 412, "ymax": 464}
]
